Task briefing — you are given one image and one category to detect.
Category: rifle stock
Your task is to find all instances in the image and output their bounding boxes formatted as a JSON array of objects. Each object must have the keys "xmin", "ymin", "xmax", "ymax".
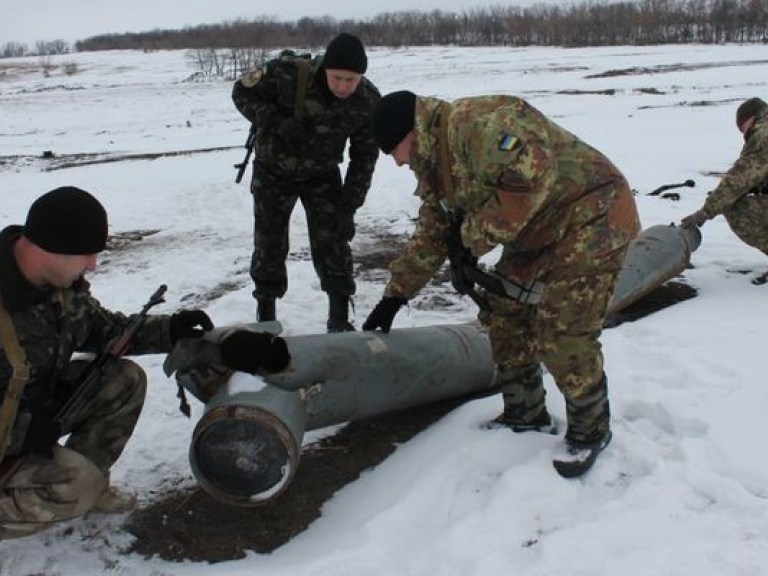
[{"xmin": 55, "ymin": 284, "xmax": 167, "ymax": 430}]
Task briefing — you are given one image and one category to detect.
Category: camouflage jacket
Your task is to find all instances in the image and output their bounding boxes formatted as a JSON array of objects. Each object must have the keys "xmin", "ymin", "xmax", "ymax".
[
  {"xmin": 232, "ymin": 53, "xmax": 381, "ymax": 209},
  {"xmin": 385, "ymin": 96, "xmax": 640, "ymax": 299},
  {"xmin": 0, "ymin": 226, "xmax": 171, "ymax": 421},
  {"xmin": 701, "ymin": 107, "xmax": 768, "ymax": 218}
]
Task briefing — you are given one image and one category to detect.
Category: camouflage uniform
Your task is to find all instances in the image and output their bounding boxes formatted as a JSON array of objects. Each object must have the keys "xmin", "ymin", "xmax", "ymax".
[
  {"xmin": 383, "ymin": 96, "xmax": 640, "ymax": 443},
  {"xmin": 0, "ymin": 225, "xmax": 172, "ymax": 539},
  {"xmin": 699, "ymin": 107, "xmax": 768, "ymax": 253},
  {"xmin": 232, "ymin": 53, "xmax": 380, "ymax": 299}
]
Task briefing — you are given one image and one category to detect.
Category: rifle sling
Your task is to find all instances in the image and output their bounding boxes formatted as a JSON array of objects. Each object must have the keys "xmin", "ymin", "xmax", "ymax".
[
  {"xmin": 0, "ymin": 294, "xmax": 30, "ymax": 464},
  {"xmin": 436, "ymin": 102, "xmax": 455, "ymax": 202},
  {"xmin": 293, "ymin": 58, "xmax": 311, "ymax": 120}
]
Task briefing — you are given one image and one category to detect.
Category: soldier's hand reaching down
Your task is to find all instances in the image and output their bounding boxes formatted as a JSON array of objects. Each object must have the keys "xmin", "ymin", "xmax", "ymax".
[
  {"xmin": 337, "ymin": 210, "xmax": 356, "ymax": 242},
  {"xmin": 680, "ymin": 210, "xmax": 708, "ymax": 229},
  {"xmin": 362, "ymin": 296, "xmax": 408, "ymax": 333},
  {"xmin": 219, "ymin": 330, "xmax": 291, "ymax": 374}
]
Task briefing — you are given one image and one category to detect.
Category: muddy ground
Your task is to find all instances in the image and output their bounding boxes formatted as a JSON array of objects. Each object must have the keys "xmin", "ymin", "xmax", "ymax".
[{"xmin": 123, "ymin": 231, "xmax": 697, "ymax": 563}]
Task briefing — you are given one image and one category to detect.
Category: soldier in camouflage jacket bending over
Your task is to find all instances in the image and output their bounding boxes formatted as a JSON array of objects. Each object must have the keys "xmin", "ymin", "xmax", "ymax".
[
  {"xmin": 682, "ymin": 97, "xmax": 768, "ymax": 283},
  {"xmin": 232, "ymin": 32, "xmax": 380, "ymax": 331},
  {"xmin": 363, "ymin": 91, "xmax": 640, "ymax": 478},
  {"xmin": 0, "ymin": 187, "xmax": 214, "ymax": 539}
]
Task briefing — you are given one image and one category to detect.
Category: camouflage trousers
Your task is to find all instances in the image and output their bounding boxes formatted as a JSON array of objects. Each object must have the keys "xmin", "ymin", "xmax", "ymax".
[
  {"xmin": 478, "ymin": 250, "xmax": 625, "ymax": 443},
  {"xmin": 724, "ymin": 193, "xmax": 768, "ymax": 255},
  {"xmin": 0, "ymin": 358, "xmax": 146, "ymax": 540},
  {"xmin": 250, "ymin": 165, "xmax": 355, "ymax": 299}
]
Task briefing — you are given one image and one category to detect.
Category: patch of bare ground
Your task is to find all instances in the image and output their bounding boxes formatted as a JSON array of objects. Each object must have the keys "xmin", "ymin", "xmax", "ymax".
[
  {"xmin": 0, "ymin": 146, "xmax": 239, "ymax": 173},
  {"xmin": 125, "ymin": 396, "xmax": 477, "ymax": 562},
  {"xmin": 586, "ymin": 58, "xmax": 768, "ymax": 78}
]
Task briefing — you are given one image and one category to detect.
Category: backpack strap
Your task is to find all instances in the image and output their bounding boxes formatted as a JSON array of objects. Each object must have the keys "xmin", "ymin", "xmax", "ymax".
[
  {"xmin": 293, "ymin": 58, "xmax": 311, "ymax": 120},
  {"xmin": 0, "ymin": 293, "xmax": 30, "ymax": 464}
]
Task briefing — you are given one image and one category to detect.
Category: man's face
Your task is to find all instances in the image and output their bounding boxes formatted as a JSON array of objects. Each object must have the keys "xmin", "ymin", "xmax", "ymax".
[
  {"xmin": 392, "ymin": 131, "xmax": 416, "ymax": 167},
  {"xmin": 325, "ymin": 69, "xmax": 362, "ymax": 99},
  {"xmin": 44, "ymin": 253, "xmax": 98, "ymax": 287}
]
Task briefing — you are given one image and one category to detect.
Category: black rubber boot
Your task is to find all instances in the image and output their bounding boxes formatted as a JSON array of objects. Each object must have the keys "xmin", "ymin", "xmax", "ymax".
[
  {"xmin": 326, "ymin": 293, "xmax": 355, "ymax": 333},
  {"xmin": 552, "ymin": 430, "xmax": 612, "ymax": 478},
  {"xmin": 483, "ymin": 363, "xmax": 554, "ymax": 432},
  {"xmin": 257, "ymin": 298, "xmax": 276, "ymax": 322}
]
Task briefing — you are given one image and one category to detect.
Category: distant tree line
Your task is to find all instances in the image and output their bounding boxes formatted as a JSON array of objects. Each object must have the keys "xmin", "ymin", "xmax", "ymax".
[
  {"xmin": 1, "ymin": 39, "xmax": 70, "ymax": 58},
  {"xmin": 72, "ymin": 0, "xmax": 767, "ymax": 53},
  {"xmin": 1, "ymin": 0, "xmax": 765, "ymax": 60}
]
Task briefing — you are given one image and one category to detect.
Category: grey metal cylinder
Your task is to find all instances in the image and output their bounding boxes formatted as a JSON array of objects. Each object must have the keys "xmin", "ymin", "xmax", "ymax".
[
  {"xmin": 171, "ymin": 224, "xmax": 702, "ymax": 506},
  {"xmin": 180, "ymin": 322, "xmax": 496, "ymax": 506},
  {"xmin": 607, "ymin": 223, "xmax": 701, "ymax": 315}
]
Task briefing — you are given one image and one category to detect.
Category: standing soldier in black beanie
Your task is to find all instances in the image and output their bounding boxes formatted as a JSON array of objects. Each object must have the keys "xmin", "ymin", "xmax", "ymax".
[
  {"xmin": 0, "ymin": 187, "xmax": 219, "ymax": 539},
  {"xmin": 232, "ymin": 32, "xmax": 381, "ymax": 332}
]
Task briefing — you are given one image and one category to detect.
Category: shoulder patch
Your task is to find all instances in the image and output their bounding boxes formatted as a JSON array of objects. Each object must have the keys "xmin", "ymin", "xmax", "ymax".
[
  {"xmin": 240, "ymin": 67, "xmax": 265, "ymax": 88},
  {"xmin": 498, "ymin": 134, "xmax": 522, "ymax": 153}
]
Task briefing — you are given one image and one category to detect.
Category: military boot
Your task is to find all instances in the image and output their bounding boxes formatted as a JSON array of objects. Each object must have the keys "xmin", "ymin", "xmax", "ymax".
[
  {"xmin": 257, "ymin": 298, "xmax": 276, "ymax": 322},
  {"xmin": 326, "ymin": 293, "xmax": 355, "ymax": 333},
  {"xmin": 552, "ymin": 430, "xmax": 612, "ymax": 478},
  {"xmin": 484, "ymin": 363, "xmax": 558, "ymax": 434},
  {"xmin": 553, "ymin": 372, "xmax": 611, "ymax": 478}
]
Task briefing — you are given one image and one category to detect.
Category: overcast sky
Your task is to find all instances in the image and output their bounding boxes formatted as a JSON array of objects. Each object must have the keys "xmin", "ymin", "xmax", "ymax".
[{"xmin": 0, "ymin": 0, "xmax": 520, "ymax": 47}]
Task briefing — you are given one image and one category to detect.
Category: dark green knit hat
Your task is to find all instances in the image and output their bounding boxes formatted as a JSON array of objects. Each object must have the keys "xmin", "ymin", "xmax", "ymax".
[
  {"xmin": 372, "ymin": 90, "xmax": 417, "ymax": 154},
  {"xmin": 23, "ymin": 187, "xmax": 108, "ymax": 254}
]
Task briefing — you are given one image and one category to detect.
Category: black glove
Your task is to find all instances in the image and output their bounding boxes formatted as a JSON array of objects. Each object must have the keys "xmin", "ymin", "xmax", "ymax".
[
  {"xmin": 680, "ymin": 210, "xmax": 708, "ymax": 229},
  {"xmin": 362, "ymin": 297, "xmax": 408, "ymax": 333},
  {"xmin": 337, "ymin": 210, "xmax": 356, "ymax": 242},
  {"xmin": 219, "ymin": 330, "xmax": 291, "ymax": 374},
  {"xmin": 21, "ymin": 411, "xmax": 61, "ymax": 458},
  {"xmin": 277, "ymin": 116, "xmax": 305, "ymax": 147},
  {"xmin": 170, "ymin": 310, "xmax": 214, "ymax": 344}
]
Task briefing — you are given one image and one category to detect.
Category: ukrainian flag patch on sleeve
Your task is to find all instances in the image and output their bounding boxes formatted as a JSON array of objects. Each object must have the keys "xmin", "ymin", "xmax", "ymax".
[{"xmin": 498, "ymin": 134, "xmax": 521, "ymax": 152}]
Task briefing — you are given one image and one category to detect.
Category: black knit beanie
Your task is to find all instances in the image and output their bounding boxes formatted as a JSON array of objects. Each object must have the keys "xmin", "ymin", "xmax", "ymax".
[
  {"xmin": 736, "ymin": 97, "xmax": 767, "ymax": 128},
  {"xmin": 372, "ymin": 90, "xmax": 417, "ymax": 154},
  {"xmin": 323, "ymin": 32, "xmax": 367, "ymax": 74},
  {"xmin": 23, "ymin": 187, "xmax": 108, "ymax": 254}
]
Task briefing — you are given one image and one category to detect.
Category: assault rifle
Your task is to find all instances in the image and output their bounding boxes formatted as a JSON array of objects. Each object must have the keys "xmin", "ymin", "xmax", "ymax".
[
  {"xmin": 444, "ymin": 210, "xmax": 492, "ymax": 311},
  {"xmin": 55, "ymin": 284, "xmax": 167, "ymax": 431},
  {"xmin": 444, "ymin": 208, "xmax": 543, "ymax": 310},
  {"xmin": 234, "ymin": 126, "xmax": 257, "ymax": 184}
]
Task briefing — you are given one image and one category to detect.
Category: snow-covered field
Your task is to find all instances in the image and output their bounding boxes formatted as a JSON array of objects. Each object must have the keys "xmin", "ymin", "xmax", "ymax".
[{"xmin": 1, "ymin": 43, "xmax": 767, "ymax": 575}]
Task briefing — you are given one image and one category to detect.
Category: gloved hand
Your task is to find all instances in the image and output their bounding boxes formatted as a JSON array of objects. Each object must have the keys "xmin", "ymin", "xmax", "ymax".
[
  {"xmin": 170, "ymin": 310, "xmax": 214, "ymax": 344},
  {"xmin": 219, "ymin": 330, "xmax": 291, "ymax": 374},
  {"xmin": 21, "ymin": 411, "xmax": 61, "ymax": 458},
  {"xmin": 680, "ymin": 210, "xmax": 708, "ymax": 229},
  {"xmin": 277, "ymin": 116, "xmax": 306, "ymax": 147},
  {"xmin": 362, "ymin": 296, "xmax": 408, "ymax": 333},
  {"xmin": 337, "ymin": 210, "xmax": 356, "ymax": 242}
]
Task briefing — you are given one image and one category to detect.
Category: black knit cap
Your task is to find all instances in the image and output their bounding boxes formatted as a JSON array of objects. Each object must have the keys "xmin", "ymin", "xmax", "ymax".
[
  {"xmin": 23, "ymin": 186, "xmax": 108, "ymax": 255},
  {"xmin": 372, "ymin": 90, "xmax": 417, "ymax": 154},
  {"xmin": 736, "ymin": 97, "xmax": 767, "ymax": 128},
  {"xmin": 323, "ymin": 32, "xmax": 367, "ymax": 74}
]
